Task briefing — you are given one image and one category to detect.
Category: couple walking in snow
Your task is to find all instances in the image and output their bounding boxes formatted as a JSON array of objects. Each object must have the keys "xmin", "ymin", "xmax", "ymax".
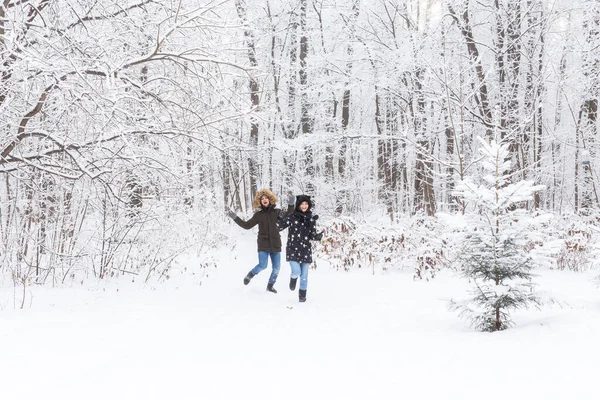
[{"xmin": 227, "ymin": 189, "xmax": 322, "ymax": 302}]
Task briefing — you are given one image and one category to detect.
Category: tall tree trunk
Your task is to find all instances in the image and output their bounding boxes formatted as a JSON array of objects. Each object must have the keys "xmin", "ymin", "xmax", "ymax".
[
  {"xmin": 299, "ymin": 0, "xmax": 314, "ymax": 194},
  {"xmin": 336, "ymin": 0, "xmax": 360, "ymax": 215},
  {"xmin": 236, "ymin": 0, "xmax": 260, "ymax": 197},
  {"xmin": 222, "ymin": 147, "xmax": 233, "ymax": 210},
  {"xmin": 526, "ymin": 2, "xmax": 545, "ymax": 209},
  {"xmin": 313, "ymin": 0, "xmax": 337, "ymax": 189},
  {"xmin": 579, "ymin": 100, "xmax": 599, "ymax": 213},
  {"xmin": 552, "ymin": 45, "xmax": 568, "ymax": 211},
  {"xmin": 284, "ymin": 8, "xmax": 299, "ymax": 190},
  {"xmin": 337, "ymin": 87, "xmax": 349, "ymax": 215},
  {"xmin": 580, "ymin": 2, "xmax": 600, "ymax": 214},
  {"xmin": 448, "ymin": 3, "xmax": 494, "ymax": 137},
  {"xmin": 445, "ymin": 123, "xmax": 457, "ymax": 212},
  {"xmin": 495, "ymin": 0, "xmax": 523, "ymax": 179},
  {"xmin": 376, "ymin": 93, "xmax": 394, "ymax": 218},
  {"xmin": 412, "ymin": 68, "xmax": 431, "ymax": 215}
]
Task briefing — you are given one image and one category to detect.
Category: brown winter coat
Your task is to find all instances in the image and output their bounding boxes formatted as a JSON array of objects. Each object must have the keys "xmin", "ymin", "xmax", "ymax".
[{"xmin": 233, "ymin": 189, "xmax": 282, "ymax": 252}]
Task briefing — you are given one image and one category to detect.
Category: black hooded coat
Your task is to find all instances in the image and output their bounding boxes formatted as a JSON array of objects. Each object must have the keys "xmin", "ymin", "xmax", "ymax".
[{"xmin": 278, "ymin": 195, "xmax": 319, "ymax": 263}]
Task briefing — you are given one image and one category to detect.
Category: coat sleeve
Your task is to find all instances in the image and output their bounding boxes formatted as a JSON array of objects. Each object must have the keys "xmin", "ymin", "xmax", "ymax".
[
  {"xmin": 234, "ymin": 212, "xmax": 259, "ymax": 230},
  {"xmin": 309, "ymin": 216, "xmax": 319, "ymax": 240},
  {"xmin": 277, "ymin": 213, "xmax": 291, "ymax": 231},
  {"xmin": 276, "ymin": 204, "xmax": 294, "ymax": 231}
]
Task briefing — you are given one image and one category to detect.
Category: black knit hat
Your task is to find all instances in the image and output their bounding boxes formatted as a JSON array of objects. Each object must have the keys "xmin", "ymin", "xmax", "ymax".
[{"xmin": 295, "ymin": 195, "xmax": 312, "ymax": 212}]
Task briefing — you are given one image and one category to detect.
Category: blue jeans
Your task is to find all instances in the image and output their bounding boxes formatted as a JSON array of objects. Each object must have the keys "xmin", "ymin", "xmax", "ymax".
[
  {"xmin": 251, "ymin": 251, "xmax": 281, "ymax": 285},
  {"xmin": 289, "ymin": 261, "xmax": 310, "ymax": 290}
]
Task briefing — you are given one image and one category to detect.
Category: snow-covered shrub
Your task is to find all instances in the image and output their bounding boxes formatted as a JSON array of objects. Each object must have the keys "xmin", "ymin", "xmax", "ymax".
[
  {"xmin": 450, "ymin": 138, "xmax": 554, "ymax": 332},
  {"xmin": 405, "ymin": 216, "xmax": 449, "ymax": 281},
  {"xmin": 91, "ymin": 209, "xmax": 223, "ymax": 284},
  {"xmin": 35, "ymin": 183, "xmax": 229, "ymax": 286},
  {"xmin": 313, "ymin": 215, "xmax": 449, "ymax": 278},
  {"xmin": 84, "ymin": 190, "xmax": 227, "ymax": 284},
  {"xmin": 554, "ymin": 214, "xmax": 600, "ymax": 272},
  {"xmin": 314, "ymin": 217, "xmax": 406, "ymax": 273}
]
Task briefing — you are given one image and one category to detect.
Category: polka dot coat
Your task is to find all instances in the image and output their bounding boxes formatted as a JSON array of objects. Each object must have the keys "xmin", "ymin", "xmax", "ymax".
[{"xmin": 278, "ymin": 208, "xmax": 318, "ymax": 263}]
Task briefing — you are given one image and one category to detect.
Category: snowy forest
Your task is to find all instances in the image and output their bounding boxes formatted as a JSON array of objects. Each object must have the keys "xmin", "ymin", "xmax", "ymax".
[
  {"xmin": 3, "ymin": 1, "xmax": 600, "ymax": 397},
  {"xmin": 2, "ymin": 0, "xmax": 600, "ymax": 327}
]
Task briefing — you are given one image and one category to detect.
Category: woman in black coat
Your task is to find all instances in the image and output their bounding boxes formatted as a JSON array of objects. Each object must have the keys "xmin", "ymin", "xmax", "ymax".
[{"xmin": 278, "ymin": 194, "xmax": 322, "ymax": 302}]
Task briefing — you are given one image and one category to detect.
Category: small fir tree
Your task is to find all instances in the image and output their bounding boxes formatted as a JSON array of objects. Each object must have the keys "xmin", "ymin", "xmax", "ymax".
[{"xmin": 451, "ymin": 138, "xmax": 547, "ymax": 332}]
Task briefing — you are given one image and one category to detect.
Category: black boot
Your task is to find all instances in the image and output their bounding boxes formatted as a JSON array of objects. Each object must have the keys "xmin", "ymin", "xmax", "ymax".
[
  {"xmin": 243, "ymin": 271, "xmax": 255, "ymax": 285},
  {"xmin": 266, "ymin": 283, "xmax": 277, "ymax": 293},
  {"xmin": 289, "ymin": 277, "xmax": 298, "ymax": 291},
  {"xmin": 299, "ymin": 289, "xmax": 307, "ymax": 302}
]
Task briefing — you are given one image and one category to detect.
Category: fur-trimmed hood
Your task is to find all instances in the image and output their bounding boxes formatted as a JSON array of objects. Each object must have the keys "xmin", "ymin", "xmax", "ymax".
[{"xmin": 253, "ymin": 189, "xmax": 278, "ymax": 209}]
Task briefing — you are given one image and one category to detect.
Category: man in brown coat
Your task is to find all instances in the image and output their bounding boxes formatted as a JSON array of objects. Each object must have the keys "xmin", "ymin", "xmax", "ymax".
[{"xmin": 228, "ymin": 189, "xmax": 283, "ymax": 293}]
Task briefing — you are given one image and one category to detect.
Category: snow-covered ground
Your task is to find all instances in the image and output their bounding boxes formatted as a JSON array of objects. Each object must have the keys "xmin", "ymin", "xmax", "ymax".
[{"xmin": 1, "ymin": 230, "xmax": 599, "ymax": 400}]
